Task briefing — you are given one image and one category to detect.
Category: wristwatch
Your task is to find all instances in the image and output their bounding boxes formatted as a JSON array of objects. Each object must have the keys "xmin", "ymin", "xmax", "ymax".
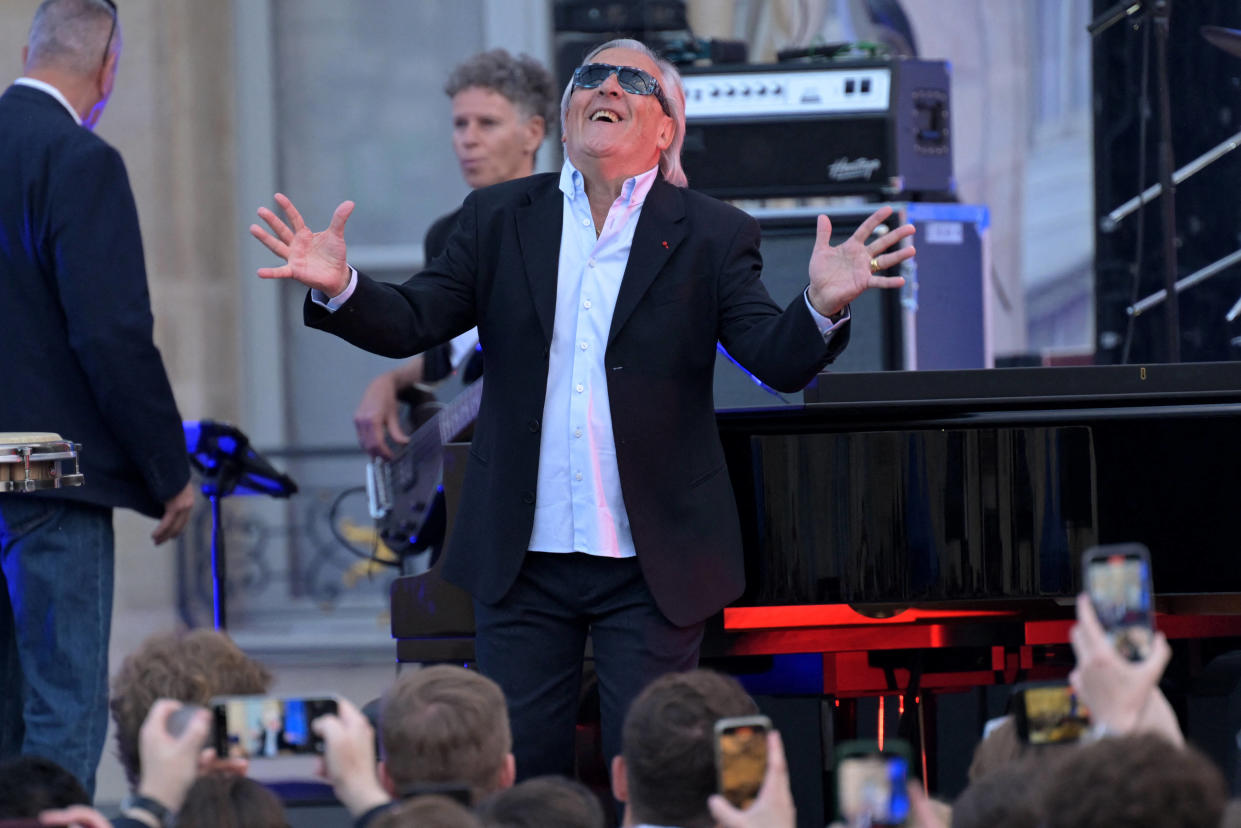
[{"xmin": 120, "ymin": 793, "xmax": 171, "ymax": 828}]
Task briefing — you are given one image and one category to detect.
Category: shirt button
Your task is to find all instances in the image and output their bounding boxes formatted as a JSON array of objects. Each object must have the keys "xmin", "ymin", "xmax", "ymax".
[
  {"xmin": 588, "ymin": 260, "xmax": 595, "ymax": 268},
  {"xmin": 574, "ymin": 472, "xmax": 583, "ymax": 481},
  {"xmin": 575, "ymin": 383, "xmax": 584, "ymax": 393},
  {"xmin": 575, "ymin": 428, "xmax": 583, "ymax": 438},
  {"xmin": 580, "ymin": 341, "xmax": 589, "ymax": 351},
  {"xmin": 583, "ymin": 300, "xmax": 592, "ymax": 309},
  {"xmin": 582, "ymin": 218, "xmax": 590, "ymax": 226}
]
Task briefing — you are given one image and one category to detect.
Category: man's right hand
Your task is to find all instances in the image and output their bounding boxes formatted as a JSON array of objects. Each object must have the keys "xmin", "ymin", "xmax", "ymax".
[
  {"xmin": 152, "ymin": 481, "xmax": 195, "ymax": 545},
  {"xmin": 250, "ymin": 193, "xmax": 354, "ymax": 298},
  {"xmin": 354, "ymin": 371, "xmax": 412, "ymax": 460}
]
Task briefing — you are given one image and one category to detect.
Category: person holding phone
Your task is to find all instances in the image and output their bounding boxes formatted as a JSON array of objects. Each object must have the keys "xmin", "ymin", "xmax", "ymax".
[
  {"xmin": 610, "ymin": 670, "xmax": 779, "ymax": 828},
  {"xmin": 1069, "ymin": 592, "xmax": 1183, "ymax": 745}
]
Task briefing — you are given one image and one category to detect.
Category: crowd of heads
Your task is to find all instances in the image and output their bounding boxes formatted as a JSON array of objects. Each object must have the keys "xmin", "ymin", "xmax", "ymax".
[{"xmin": 5, "ymin": 596, "xmax": 1241, "ymax": 828}]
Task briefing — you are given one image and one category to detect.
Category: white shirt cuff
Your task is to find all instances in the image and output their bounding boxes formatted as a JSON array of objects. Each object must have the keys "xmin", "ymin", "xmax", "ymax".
[
  {"xmin": 804, "ymin": 288, "xmax": 850, "ymax": 339},
  {"xmin": 310, "ymin": 266, "xmax": 359, "ymax": 311}
]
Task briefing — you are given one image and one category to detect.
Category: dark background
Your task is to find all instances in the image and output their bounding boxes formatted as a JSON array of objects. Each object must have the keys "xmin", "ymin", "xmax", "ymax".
[{"xmin": 1093, "ymin": 0, "xmax": 1241, "ymax": 364}]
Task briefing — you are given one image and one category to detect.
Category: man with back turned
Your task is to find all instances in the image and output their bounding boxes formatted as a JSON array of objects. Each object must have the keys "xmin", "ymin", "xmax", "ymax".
[{"xmin": 0, "ymin": 0, "xmax": 194, "ymax": 795}]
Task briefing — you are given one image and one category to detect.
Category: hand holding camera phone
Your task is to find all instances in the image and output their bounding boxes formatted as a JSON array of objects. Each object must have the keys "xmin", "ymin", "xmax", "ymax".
[
  {"xmin": 1012, "ymin": 680, "xmax": 1090, "ymax": 744},
  {"xmin": 210, "ymin": 695, "xmax": 338, "ymax": 759},
  {"xmin": 714, "ymin": 715, "xmax": 771, "ymax": 810},
  {"xmin": 1082, "ymin": 543, "xmax": 1154, "ymax": 662},
  {"xmin": 835, "ymin": 739, "xmax": 911, "ymax": 828}
]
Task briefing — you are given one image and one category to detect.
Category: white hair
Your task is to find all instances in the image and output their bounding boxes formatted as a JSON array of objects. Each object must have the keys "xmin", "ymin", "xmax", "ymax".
[{"xmin": 559, "ymin": 38, "xmax": 688, "ymax": 188}]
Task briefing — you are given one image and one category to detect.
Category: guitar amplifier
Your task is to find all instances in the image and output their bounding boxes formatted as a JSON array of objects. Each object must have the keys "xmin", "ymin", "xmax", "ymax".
[{"xmin": 680, "ymin": 58, "xmax": 953, "ymax": 199}]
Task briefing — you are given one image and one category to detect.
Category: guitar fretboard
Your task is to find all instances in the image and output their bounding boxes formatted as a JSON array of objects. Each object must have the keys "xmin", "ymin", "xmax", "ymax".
[{"xmin": 437, "ymin": 378, "xmax": 484, "ymax": 445}]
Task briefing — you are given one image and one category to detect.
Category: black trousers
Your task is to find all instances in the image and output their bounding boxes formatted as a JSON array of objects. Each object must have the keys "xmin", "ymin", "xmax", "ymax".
[{"xmin": 474, "ymin": 552, "xmax": 705, "ymax": 780}]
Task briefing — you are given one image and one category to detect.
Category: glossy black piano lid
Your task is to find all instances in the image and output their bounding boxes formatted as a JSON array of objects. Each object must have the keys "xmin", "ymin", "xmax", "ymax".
[{"xmin": 719, "ymin": 365, "xmax": 1241, "ymax": 608}]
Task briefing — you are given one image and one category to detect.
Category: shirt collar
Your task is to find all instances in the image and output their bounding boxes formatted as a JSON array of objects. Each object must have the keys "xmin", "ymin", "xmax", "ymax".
[
  {"xmin": 14, "ymin": 77, "xmax": 83, "ymax": 126},
  {"xmin": 559, "ymin": 158, "xmax": 659, "ymax": 208}
]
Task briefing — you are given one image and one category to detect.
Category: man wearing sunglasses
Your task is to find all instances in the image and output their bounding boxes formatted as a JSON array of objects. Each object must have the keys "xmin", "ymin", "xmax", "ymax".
[
  {"xmin": 253, "ymin": 38, "xmax": 914, "ymax": 781},
  {"xmin": 0, "ymin": 0, "xmax": 194, "ymax": 797}
]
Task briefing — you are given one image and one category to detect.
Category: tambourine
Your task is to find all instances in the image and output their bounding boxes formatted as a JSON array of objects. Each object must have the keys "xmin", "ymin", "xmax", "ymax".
[{"xmin": 0, "ymin": 432, "xmax": 85, "ymax": 493}]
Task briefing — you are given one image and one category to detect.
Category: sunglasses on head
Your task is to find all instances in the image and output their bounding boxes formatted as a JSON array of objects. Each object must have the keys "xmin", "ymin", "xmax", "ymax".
[
  {"xmin": 572, "ymin": 63, "xmax": 670, "ymax": 115},
  {"xmin": 99, "ymin": 0, "xmax": 117, "ymax": 69}
]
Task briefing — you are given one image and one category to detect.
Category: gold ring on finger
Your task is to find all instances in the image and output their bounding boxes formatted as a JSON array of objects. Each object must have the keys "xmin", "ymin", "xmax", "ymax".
[{"xmin": 869, "ymin": 257, "xmax": 881, "ymax": 274}]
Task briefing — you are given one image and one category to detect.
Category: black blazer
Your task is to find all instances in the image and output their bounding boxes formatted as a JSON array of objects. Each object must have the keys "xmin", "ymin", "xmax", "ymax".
[
  {"xmin": 0, "ymin": 84, "xmax": 188, "ymax": 517},
  {"xmin": 308, "ymin": 173, "xmax": 847, "ymax": 625}
]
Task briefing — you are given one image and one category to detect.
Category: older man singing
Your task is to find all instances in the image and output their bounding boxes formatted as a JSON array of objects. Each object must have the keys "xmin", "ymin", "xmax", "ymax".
[{"xmin": 251, "ymin": 38, "xmax": 915, "ymax": 780}]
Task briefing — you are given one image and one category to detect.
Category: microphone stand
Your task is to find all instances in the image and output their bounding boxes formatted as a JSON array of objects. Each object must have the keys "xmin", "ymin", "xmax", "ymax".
[{"xmin": 1090, "ymin": 0, "xmax": 1181, "ymax": 362}]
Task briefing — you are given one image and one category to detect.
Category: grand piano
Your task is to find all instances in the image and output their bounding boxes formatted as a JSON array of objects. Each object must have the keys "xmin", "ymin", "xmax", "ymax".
[{"xmin": 390, "ymin": 362, "xmax": 1241, "ymax": 809}]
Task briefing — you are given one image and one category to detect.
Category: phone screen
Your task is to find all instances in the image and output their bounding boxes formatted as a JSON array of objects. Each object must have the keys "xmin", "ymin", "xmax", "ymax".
[
  {"xmin": 837, "ymin": 752, "xmax": 910, "ymax": 827},
  {"xmin": 1085, "ymin": 548, "xmax": 1153, "ymax": 661},
  {"xmin": 715, "ymin": 716, "xmax": 770, "ymax": 810},
  {"xmin": 1016, "ymin": 683, "xmax": 1090, "ymax": 744},
  {"xmin": 211, "ymin": 696, "xmax": 338, "ymax": 758}
]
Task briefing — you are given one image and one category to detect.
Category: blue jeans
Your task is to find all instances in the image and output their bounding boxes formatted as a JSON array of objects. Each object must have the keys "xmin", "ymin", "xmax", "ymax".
[{"xmin": 0, "ymin": 496, "xmax": 114, "ymax": 797}]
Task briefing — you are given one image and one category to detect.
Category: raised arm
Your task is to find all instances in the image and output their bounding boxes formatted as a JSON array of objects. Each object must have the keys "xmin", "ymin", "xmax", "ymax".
[
  {"xmin": 250, "ymin": 192, "xmax": 355, "ymax": 298},
  {"xmin": 806, "ymin": 205, "xmax": 915, "ymax": 317}
]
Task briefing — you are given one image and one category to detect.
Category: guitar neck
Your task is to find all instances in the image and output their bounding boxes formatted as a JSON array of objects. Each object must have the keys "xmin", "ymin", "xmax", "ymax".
[{"xmin": 435, "ymin": 378, "xmax": 484, "ymax": 445}]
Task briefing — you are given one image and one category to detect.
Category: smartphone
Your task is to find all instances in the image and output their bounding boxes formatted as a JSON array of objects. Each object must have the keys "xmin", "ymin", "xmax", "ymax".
[
  {"xmin": 714, "ymin": 714, "xmax": 771, "ymax": 810},
  {"xmin": 835, "ymin": 739, "xmax": 911, "ymax": 828},
  {"xmin": 209, "ymin": 695, "xmax": 338, "ymax": 758},
  {"xmin": 1082, "ymin": 543, "xmax": 1154, "ymax": 661},
  {"xmin": 1011, "ymin": 680, "xmax": 1090, "ymax": 744}
]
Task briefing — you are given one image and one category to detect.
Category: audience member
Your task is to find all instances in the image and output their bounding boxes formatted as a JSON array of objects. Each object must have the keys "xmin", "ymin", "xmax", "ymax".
[
  {"xmin": 1042, "ymin": 733, "xmax": 1226, "ymax": 828},
  {"xmin": 109, "ymin": 629, "xmax": 273, "ymax": 787},
  {"xmin": 175, "ymin": 774, "xmax": 290, "ymax": 828},
  {"xmin": 378, "ymin": 666, "xmax": 514, "ymax": 803},
  {"xmin": 476, "ymin": 775, "xmax": 605, "ymax": 828},
  {"xmin": 0, "ymin": 755, "xmax": 90, "ymax": 818},
  {"xmin": 612, "ymin": 669, "xmax": 787, "ymax": 828},
  {"xmin": 965, "ymin": 715, "xmax": 1077, "ymax": 784},
  {"xmin": 951, "ymin": 754, "xmax": 1059, "ymax": 828},
  {"xmin": 370, "ymin": 794, "xmax": 483, "ymax": 828},
  {"xmin": 1069, "ymin": 592, "xmax": 1182, "ymax": 744}
]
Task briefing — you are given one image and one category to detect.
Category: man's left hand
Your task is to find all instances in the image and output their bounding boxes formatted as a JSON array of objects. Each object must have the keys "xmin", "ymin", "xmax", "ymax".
[{"xmin": 806, "ymin": 205, "xmax": 915, "ymax": 317}]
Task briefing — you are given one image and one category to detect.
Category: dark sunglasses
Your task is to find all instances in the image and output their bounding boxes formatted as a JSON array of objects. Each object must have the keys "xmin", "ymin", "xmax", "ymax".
[
  {"xmin": 572, "ymin": 63, "xmax": 670, "ymax": 115},
  {"xmin": 99, "ymin": 0, "xmax": 117, "ymax": 69}
]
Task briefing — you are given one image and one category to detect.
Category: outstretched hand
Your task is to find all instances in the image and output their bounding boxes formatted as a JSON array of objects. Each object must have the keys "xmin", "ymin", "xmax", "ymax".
[
  {"xmin": 807, "ymin": 205, "xmax": 914, "ymax": 317},
  {"xmin": 250, "ymin": 193, "xmax": 355, "ymax": 298}
]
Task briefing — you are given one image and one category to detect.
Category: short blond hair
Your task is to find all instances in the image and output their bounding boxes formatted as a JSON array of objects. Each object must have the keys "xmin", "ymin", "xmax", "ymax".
[{"xmin": 379, "ymin": 666, "xmax": 511, "ymax": 801}]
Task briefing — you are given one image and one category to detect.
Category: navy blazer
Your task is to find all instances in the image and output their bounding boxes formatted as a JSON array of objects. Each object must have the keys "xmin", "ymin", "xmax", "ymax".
[
  {"xmin": 0, "ymin": 84, "xmax": 189, "ymax": 517},
  {"xmin": 308, "ymin": 173, "xmax": 848, "ymax": 625}
]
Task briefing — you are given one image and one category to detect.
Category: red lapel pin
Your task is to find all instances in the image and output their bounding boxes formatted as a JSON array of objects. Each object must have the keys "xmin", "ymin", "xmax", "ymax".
[{"xmin": 661, "ymin": 240, "xmax": 669, "ymax": 248}]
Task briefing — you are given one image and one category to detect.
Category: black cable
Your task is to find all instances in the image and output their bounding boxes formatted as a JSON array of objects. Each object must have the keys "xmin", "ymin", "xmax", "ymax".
[
  {"xmin": 327, "ymin": 484, "xmax": 400, "ymax": 567},
  {"xmin": 1121, "ymin": 17, "xmax": 1152, "ymax": 365}
]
